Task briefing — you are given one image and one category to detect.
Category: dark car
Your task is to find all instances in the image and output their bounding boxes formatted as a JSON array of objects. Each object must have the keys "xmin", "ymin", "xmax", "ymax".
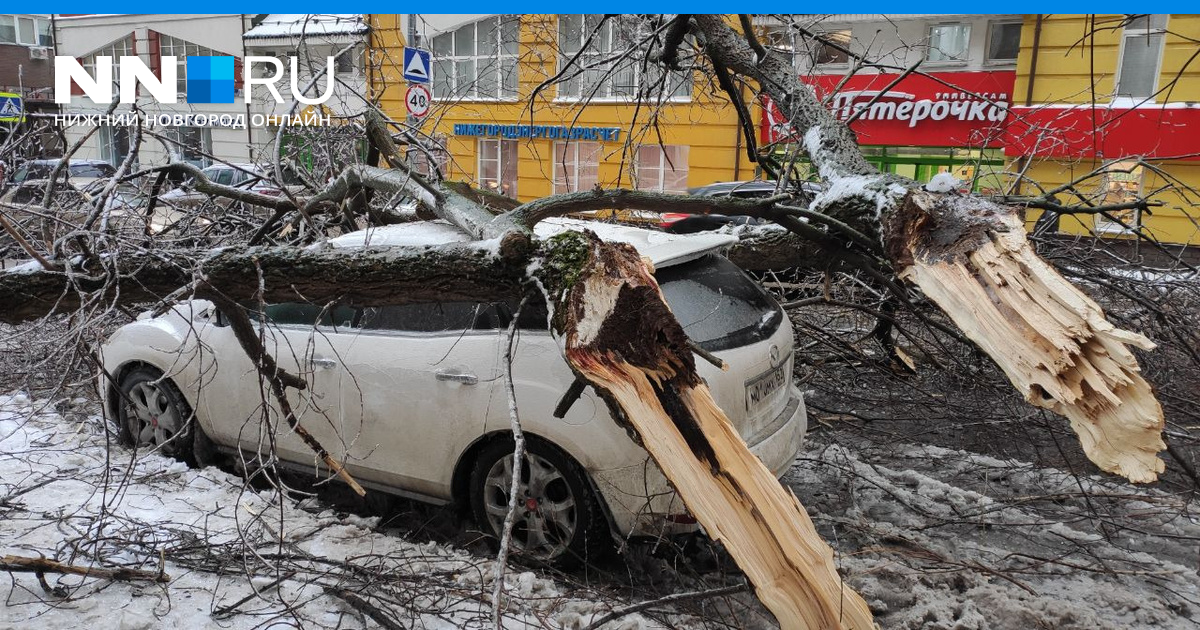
[
  {"xmin": 3, "ymin": 159, "xmax": 117, "ymax": 192},
  {"xmin": 661, "ymin": 180, "xmax": 823, "ymax": 233}
]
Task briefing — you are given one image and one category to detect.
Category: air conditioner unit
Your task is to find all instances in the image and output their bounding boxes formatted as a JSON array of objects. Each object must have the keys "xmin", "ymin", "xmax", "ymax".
[{"xmin": 29, "ymin": 47, "xmax": 52, "ymax": 61}]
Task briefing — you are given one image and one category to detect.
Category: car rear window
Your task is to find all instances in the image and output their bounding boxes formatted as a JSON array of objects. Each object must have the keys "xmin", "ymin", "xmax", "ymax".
[
  {"xmin": 69, "ymin": 163, "xmax": 116, "ymax": 178},
  {"xmin": 655, "ymin": 254, "xmax": 783, "ymax": 352}
]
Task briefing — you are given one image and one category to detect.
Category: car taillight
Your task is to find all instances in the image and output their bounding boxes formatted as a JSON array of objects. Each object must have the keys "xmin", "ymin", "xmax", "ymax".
[
  {"xmin": 660, "ymin": 212, "xmax": 689, "ymax": 228},
  {"xmin": 258, "ymin": 188, "xmax": 283, "ymax": 197}
]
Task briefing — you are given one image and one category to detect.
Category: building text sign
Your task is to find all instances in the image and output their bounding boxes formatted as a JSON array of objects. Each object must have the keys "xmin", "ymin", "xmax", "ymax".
[
  {"xmin": 763, "ymin": 71, "xmax": 1016, "ymax": 148},
  {"xmin": 453, "ymin": 123, "xmax": 621, "ymax": 142}
]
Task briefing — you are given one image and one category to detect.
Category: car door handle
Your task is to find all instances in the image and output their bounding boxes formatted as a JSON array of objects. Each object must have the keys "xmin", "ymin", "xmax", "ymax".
[
  {"xmin": 435, "ymin": 370, "xmax": 478, "ymax": 385},
  {"xmin": 311, "ymin": 357, "xmax": 338, "ymax": 370}
]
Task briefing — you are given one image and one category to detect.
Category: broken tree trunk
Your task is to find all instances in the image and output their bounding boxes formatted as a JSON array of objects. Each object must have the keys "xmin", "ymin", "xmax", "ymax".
[
  {"xmin": 885, "ymin": 192, "xmax": 1166, "ymax": 482},
  {"xmin": 692, "ymin": 14, "xmax": 1166, "ymax": 482},
  {"xmin": 542, "ymin": 232, "xmax": 873, "ymax": 630}
]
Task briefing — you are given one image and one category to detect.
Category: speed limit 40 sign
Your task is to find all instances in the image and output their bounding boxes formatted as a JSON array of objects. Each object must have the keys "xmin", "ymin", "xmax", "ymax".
[{"xmin": 405, "ymin": 84, "xmax": 432, "ymax": 118}]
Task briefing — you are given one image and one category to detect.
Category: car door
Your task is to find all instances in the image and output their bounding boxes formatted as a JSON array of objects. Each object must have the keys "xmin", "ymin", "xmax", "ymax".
[
  {"xmin": 196, "ymin": 303, "xmax": 364, "ymax": 475},
  {"xmin": 324, "ymin": 301, "xmax": 503, "ymax": 499}
]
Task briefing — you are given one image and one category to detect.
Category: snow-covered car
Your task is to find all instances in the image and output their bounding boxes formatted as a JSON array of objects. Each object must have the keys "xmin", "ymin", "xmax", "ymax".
[
  {"xmin": 98, "ymin": 219, "xmax": 807, "ymax": 564},
  {"xmin": 158, "ymin": 163, "xmax": 307, "ymax": 209}
]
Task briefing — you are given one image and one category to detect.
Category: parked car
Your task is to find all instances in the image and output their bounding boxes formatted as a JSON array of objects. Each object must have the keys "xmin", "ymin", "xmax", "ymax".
[
  {"xmin": 660, "ymin": 180, "xmax": 824, "ymax": 233},
  {"xmin": 2, "ymin": 159, "xmax": 117, "ymax": 193},
  {"xmin": 0, "ymin": 178, "xmax": 148, "ymax": 213},
  {"xmin": 158, "ymin": 163, "xmax": 306, "ymax": 209},
  {"xmin": 99, "ymin": 218, "xmax": 807, "ymax": 564}
]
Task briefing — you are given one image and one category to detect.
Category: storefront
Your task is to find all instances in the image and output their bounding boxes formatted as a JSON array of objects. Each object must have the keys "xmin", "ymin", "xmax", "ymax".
[
  {"xmin": 1003, "ymin": 14, "xmax": 1200, "ymax": 247},
  {"xmin": 762, "ymin": 70, "xmax": 1015, "ymax": 193}
]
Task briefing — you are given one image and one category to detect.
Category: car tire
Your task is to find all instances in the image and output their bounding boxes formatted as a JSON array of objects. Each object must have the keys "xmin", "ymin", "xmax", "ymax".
[
  {"xmin": 116, "ymin": 366, "xmax": 199, "ymax": 465},
  {"xmin": 469, "ymin": 436, "xmax": 610, "ymax": 568}
]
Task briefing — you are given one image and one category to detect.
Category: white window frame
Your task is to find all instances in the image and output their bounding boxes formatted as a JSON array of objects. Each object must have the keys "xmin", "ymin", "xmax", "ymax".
[
  {"xmin": 432, "ymin": 16, "xmax": 520, "ymax": 101},
  {"xmin": 556, "ymin": 14, "xmax": 692, "ymax": 103},
  {"xmin": 477, "ymin": 138, "xmax": 519, "ymax": 198},
  {"xmin": 0, "ymin": 15, "xmax": 52, "ymax": 47},
  {"xmin": 99, "ymin": 125, "xmax": 136, "ymax": 168},
  {"xmin": 634, "ymin": 144, "xmax": 689, "ymax": 193},
  {"xmin": 162, "ymin": 127, "xmax": 213, "ymax": 168},
  {"xmin": 1114, "ymin": 15, "xmax": 1168, "ymax": 104},
  {"xmin": 408, "ymin": 136, "xmax": 450, "ymax": 179},
  {"xmin": 926, "ymin": 23, "xmax": 972, "ymax": 64},
  {"xmin": 82, "ymin": 36, "xmax": 136, "ymax": 77},
  {"xmin": 984, "ymin": 20, "xmax": 1022, "ymax": 65},
  {"xmin": 552, "ymin": 142, "xmax": 601, "ymax": 194},
  {"xmin": 158, "ymin": 34, "xmax": 223, "ymax": 99}
]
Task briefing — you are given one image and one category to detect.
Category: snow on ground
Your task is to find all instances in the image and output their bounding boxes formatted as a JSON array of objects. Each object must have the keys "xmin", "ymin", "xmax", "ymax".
[
  {"xmin": 0, "ymin": 394, "xmax": 670, "ymax": 629},
  {"xmin": 4, "ymin": 391, "xmax": 1198, "ymax": 629},
  {"xmin": 788, "ymin": 435, "xmax": 1200, "ymax": 629}
]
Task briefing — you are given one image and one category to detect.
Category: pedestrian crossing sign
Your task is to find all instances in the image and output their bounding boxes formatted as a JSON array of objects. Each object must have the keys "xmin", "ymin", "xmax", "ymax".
[{"xmin": 0, "ymin": 93, "xmax": 23, "ymax": 123}]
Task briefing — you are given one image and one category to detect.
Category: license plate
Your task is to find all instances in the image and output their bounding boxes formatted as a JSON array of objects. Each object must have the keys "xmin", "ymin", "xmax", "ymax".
[{"xmin": 745, "ymin": 359, "xmax": 789, "ymax": 412}]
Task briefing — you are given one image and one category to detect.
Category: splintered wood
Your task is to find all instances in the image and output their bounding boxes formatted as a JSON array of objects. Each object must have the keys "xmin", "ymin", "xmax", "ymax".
[
  {"xmin": 560, "ymin": 236, "xmax": 874, "ymax": 630},
  {"xmin": 897, "ymin": 195, "xmax": 1166, "ymax": 483}
]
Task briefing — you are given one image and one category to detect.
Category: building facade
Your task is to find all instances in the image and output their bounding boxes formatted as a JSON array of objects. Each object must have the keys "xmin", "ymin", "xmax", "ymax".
[
  {"xmin": 1005, "ymin": 14, "xmax": 1200, "ymax": 246},
  {"xmin": 369, "ymin": 14, "xmax": 756, "ymax": 204},
  {"xmin": 761, "ymin": 14, "xmax": 1022, "ymax": 192},
  {"xmin": 54, "ymin": 14, "xmax": 368, "ymax": 171},
  {"xmin": 1, "ymin": 14, "xmax": 57, "ymax": 158}
]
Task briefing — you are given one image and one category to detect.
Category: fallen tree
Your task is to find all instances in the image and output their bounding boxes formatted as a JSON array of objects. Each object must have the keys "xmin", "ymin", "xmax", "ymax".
[{"xmin": 0, "ymin": 14, "xmax": 1170, "ymax": 630}]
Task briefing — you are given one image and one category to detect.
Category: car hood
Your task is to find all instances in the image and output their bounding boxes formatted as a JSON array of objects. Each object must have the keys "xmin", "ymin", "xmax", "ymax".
[{"xmin": 324, "ymin": 218, "xmax": 737, "ymax": 268}]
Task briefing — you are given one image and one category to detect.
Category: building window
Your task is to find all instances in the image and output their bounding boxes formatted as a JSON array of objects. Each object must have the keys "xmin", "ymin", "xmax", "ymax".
[
  {"xmin": 409, "ymin": 136, "xmax": 449, "ymax": 178},
  {"xmin": 432, "ymin": 16, "xmax": 519, "ymax": 100},
  {"xmin": 162, "ymin": 127, "xmax": 212, "ymax": 168},
  {"xmin": 927, "ymin": 23, "xmax": 971, "ymax": 63},
  {"xmin": 635, "ymin": 145, "xmax": 688, "ymax": 193},
  {"xmin": 986, "ymin": 22, "xmax": 1021, "ymax": 63},
  {"xmin": 100, "ymin": 125, "xmax": 135, "ymax": 168},
  {"xmin": 0, "ymin": 15, "xmax": 51, "ymax": 46},
  {"xmin": 336, "ymin": 46, "xmax": 358, "ymax": 74},
  {"xmin": 158, "ymin": 34, "xmax": 222, "ymax": 97},
  {"xmin": 1116, "ymin": 15, "xmax": 1168, "ymax": 100},
  {"xmin": 1095, "ymin": 160, "xmax": 1144, "ymax": 233},
  {"xmin": 478, "ymin": 138, "xmax": 518, "ymax": 198},
  {"xmin": 80, "ymin": 36, "xmax": 137, "ymax": 92},
  {"xmin": 553, "ymin": 142, "xmax": 601, "ymax": 193},
  {"xmin": 557, "ymin": 14, "xmax": 692, "ymax": 100}
]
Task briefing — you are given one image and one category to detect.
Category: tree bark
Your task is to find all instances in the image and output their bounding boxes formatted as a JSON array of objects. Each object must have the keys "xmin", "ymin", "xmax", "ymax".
[{"xmin": 544, "ymin": 233, "xmax": 873, "ymax": 630}]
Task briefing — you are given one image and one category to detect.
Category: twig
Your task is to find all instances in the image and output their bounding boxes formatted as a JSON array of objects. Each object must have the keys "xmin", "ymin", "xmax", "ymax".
[
  {"xmin": 326, "ymin": 588, "xmax": 407, "ymax": 630},
  {"xmin": 213, "ymin": 571, "xmax": 297, "ymax": 618},
  {"xmin": 1, "ymin": 554, "xmax": 170, "ymax": 583},
  {"xmin": 493, "ymin": 295, "xmax": 529, "ymax": 628},
  {"xmin": 581, "ymin": 583, "xmax": 749, "ymax": 630}
]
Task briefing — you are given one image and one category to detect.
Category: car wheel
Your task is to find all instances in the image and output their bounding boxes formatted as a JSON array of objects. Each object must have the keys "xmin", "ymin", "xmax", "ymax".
[
  {"xmin": 469, "ymin": 437, "xmax": 609, "ymax": 567},
  {"xmin": 116, "ymin": 366, "xmax": 197, "ymax": 463}
]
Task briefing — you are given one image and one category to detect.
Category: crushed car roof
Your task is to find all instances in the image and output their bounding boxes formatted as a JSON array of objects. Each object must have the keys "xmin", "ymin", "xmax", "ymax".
[{"xmin": 325, "ymin": 217, "xmax": 737, "ymax": 268}]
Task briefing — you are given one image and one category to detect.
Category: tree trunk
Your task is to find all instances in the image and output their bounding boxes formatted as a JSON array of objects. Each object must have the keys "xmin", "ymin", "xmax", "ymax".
[
  {"xmin": 886, "ymin": 193, "xmax": 1166, "ymax": 481},
  {"xmin": 545, "ymin": 233, "xmax": 874, "ymax": 630}
]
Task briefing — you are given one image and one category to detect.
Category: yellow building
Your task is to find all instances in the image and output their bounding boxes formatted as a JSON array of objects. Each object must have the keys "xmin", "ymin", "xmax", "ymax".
[
  {"xmin": 368, "ymin": 14, "xmax": 755, "ymax": 206},
  {"xmin": 1007, "ymin": 14, "xmax": 1200, "ymax": 246}
]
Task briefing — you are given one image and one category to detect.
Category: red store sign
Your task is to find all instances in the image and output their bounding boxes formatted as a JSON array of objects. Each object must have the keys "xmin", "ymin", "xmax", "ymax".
[{"xmin": 762, "ymin": 71, "xmax": 1017, "ymax": 149}]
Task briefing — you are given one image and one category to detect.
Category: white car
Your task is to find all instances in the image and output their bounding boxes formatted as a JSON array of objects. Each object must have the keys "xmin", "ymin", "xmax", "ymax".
[{"xmin": 99, "ymin": 219, "xmax": 807, "ymax": 564}]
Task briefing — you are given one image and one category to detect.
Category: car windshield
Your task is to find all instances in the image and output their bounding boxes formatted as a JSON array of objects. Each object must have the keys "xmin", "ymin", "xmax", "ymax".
[{"xmin": 655, "ymin": 254, "xmax": 783, "ymax": 352}]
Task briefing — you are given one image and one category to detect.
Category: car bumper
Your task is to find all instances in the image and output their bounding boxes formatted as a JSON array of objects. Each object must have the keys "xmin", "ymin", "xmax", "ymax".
[{"xmin": 590, "ymin": 387, "xmax": 807, "ymax": 539}]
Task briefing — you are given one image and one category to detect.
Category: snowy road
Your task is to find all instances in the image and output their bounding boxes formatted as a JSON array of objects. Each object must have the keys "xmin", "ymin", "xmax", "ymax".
[{"xmin": 2, "ymin": 393, "xmax": 1197, "ymax": 629}]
